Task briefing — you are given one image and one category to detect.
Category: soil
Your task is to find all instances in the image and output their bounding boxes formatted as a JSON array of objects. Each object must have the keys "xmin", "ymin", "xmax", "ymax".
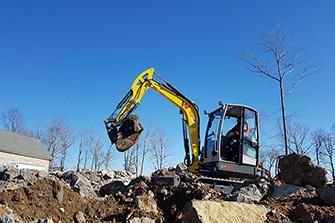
[
  {"xmin": 263, "ymin": 190, "xmax": 335, "ymax": 223},
  {"xmin": 0, "ymin": 179, "xmax": 126, "ymax": 222},
  {"xmin": 1, "ymin": 166, "xmax": 335, "ymax": 222}
]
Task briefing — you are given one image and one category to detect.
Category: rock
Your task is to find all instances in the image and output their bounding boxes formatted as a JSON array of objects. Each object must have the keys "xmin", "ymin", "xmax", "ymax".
[
  {"xmin": 33, "ymin": 219, "xmax": 54, "ymax": 223},
  {"xmin": 182, "ymin": 200, "xmax": 269, "ymax": 223},
  {"xmin": 160, "ymin": 188, "xmax": 168, "ymax": 196},
  {"xmin": 254, "ymin": 178, "xmax": 270, "ymax": 196},
  {"xmin": 305, "ymin": 184, "xmax": 316, "ymax": 193},
  {"xmin": 0, "ymin": 207, "xmax": 14, "ymax": 223},
  {"xmin": 0, "ymin": 167, "xmax": 7, "ymax": 181},
  {"xmin": 62, "ymin": 171, "xmax": 96, "ymax": 197},
  {"xmin": 278, "ymin": 153, "xmax": 327, "ymax": 188},
  {"xmin": 317, "ymin": 185, "xmax": 335, "ymax": 205},
  {"xmin": 290, "ymin": 203, "xmax": 315, "ymax": 223},
  {"xmin": 53, "ymin": 184, "xmax": 64, "ymax": 203},
  {"xmin": 176, "ymin": 163, "xmax": 188, "ymax": 173},
  {"xmin": 135, "ymin": 195, "xmax": 158, "ymax": 215},
  {"xmin": 74, "ymin": 211, "xmax": 86, "ymax": 223},
  {"xmin": 129, "ymin": 217, "xmax": 155, "ymax": 223},
  {"xmin": 59, "ymin": 208, "xmax": 65, "ymax": 213},
  {"xmin": 103, "ymin": 171, "xmax": 113, "ymax": 180},
  {"xmin": 4, "ymin": 184, "xmax": 20, "ymax": 191},
  {"xmin": 99, "ymin": 181, "xmax": 128, "ymax": 197},
  {"xmin": 227, "ymin": 184, "xmax": 262, "ymax": 203},
  {"xmin": 36, "ymin": 171, "xmax": 48, "ymax": 179},
  {"xmin": 77, "ymin": 169, "xmax": 134, "ymax": 191},
  {"xmin": 271, "ymin": 183, "xmax": 303, "ymax": 198},
  {"xmin": 0, "ymin": 167, "xmax": 19, "ymax": 181}
]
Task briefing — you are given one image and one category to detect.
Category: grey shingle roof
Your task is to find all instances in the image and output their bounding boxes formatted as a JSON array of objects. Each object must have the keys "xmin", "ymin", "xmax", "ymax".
[{"xmin": 0, "ymin": 130, "xmax": 52, "ymax": 160}]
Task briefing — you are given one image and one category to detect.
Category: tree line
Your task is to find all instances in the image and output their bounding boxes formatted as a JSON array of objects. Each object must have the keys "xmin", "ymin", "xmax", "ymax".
[{"xmin": 0, "ymin": 108, "xmax": 170, "ymax": 175}]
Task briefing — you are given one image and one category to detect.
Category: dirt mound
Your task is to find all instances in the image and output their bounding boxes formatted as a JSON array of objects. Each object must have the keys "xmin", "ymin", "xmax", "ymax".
[
  {"xmin": 0, "ymin": 178, "xmax": 126, "ymax": 222},
  {"xmin": 263, "ymin": 188, "xmax": 335, "ymax": 223},
  {"xmin": 1, "ymin": 157, "xmax": 334, "ymax": 222}
]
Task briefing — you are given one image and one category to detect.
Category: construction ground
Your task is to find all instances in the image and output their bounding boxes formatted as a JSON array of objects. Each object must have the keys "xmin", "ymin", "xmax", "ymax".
[{"xmin": 0, "ymin": 153, "xmax": 335, "ymax": 223}]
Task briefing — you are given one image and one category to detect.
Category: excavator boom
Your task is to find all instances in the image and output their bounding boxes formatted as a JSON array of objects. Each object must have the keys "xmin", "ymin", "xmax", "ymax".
[{"xmin": 104, "ymin": 68, "xmax": 201, "ymax": 172}]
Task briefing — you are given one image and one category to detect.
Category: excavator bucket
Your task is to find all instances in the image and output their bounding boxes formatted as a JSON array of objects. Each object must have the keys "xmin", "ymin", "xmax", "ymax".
[{"xmin": 115, "ymin": 115, "xmax": 144, "ymax": 152}]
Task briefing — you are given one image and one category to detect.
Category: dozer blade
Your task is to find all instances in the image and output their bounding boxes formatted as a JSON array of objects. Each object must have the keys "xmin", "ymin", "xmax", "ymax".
[{"xmin": 115, "ymin": 115, "xmax": 144, "ymax": 152}]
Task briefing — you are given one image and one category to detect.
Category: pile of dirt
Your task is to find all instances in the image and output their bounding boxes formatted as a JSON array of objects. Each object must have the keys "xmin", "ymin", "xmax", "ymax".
[
  {"xmin": 0, "ymin": 167, "xmax": 223, "ymax": 222},
  {"xmin": 262, "ymin": 185, "xmax": 335, "ymax": 223},
  {"xmin": 1, "ymin": 154, "xmax": 335, "ymax": 222},
  {"xmin": 0, "ymin": 178, "xmax": 125, "ymax": 222}
]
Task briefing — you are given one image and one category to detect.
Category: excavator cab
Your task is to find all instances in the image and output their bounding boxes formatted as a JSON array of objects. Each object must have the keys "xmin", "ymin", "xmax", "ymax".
[{"xmin": 200, "ymin": 104, "xmax": 260, "ymax": 180}]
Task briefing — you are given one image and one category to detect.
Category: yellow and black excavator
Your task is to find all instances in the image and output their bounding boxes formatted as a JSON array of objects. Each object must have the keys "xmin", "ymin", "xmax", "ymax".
[{"xmin": 104, "ymin": 68, "xmax": 267, "ymax": 191}]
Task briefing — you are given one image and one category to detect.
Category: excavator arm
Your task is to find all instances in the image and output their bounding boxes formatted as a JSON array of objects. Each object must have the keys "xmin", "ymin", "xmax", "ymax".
[{"xmin": 104, "ymin": 68, "xmax": 201, "ymax": 172}]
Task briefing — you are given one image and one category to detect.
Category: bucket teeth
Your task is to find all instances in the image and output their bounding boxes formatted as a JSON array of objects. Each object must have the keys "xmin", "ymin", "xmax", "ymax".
[{"xmin": 115, "ymin": 115, "xmax": 144, "ymax": 152}]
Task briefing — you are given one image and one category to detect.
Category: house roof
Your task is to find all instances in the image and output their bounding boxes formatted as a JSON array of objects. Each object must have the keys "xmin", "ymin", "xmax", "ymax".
[{"xmin": 0, "ymin": 130, "xmax": 52, "ymax": 160}]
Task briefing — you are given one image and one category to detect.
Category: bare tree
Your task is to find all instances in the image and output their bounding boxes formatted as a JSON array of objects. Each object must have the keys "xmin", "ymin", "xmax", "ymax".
[
  {"xmin": 90, "ymin": 134, "xmax": 105, "ymax": 171},
  {"xmin": 140, "ymin": 130, "xmax": 150, "ymax": 176},
  {"xmin": 287, "ymin": 122, "xmax": 313, "ymax": 154},
  {"xmin": 131, "ymin": 130, "xmax": 151, "ymax": 177},
  {"xmin": 134, "ymin": 140, "xmax": 141, "ymax": 176},
  {"xmin": 83, "ymin": 132, "xmax": 95, "ymax": 169},
  {"xmin": 242, "ymin": 24, "xmax": 318, "ymax": 155},
  {"xmin": 1, "ymin": 108, "xmax": 26, "ymax": 134},
  {"xmin": 260, "ymin": 145, "xmax": 280, "ymax": 175},
  {"xmin": 77, "ymin": 130, "xmax": 94, "ymax": 171},
  {"xmin": 277, "ymin": 119, "xmax": 313, "ymax": 155},
  {"xmin": 123, "ymin": 147, "xmax": 136, "ymax": 173},
  {"xmin": 321, "ymin": 132, "xmax": 335, "ymax": 182},
  {"xmin": 27, "ymin": 124, "xmax": 46, "ymax": 142},
  {"xmin": 59, "ymin": 126, "xmax": 74, "ymax": 171},
  {"xmin": 45, "ymin": 117, "xmax": 74, "ymax": 171},
  {"xmin": 311, "ymin": 129, "xmax": 325, "ymax": 166},
  {"xmin": 150, "ymin": 129, "xmax": 170, "ymax": 171},
  {"xmin": 104, "ymin": 145, "xmax": 113, "ymax": 170}
]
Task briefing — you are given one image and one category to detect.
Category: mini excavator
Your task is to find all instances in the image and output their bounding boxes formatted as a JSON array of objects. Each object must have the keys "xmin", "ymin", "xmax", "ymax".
[{"xmin": 104, "ymin": 68, "xmax": 268, "ymax": 192}]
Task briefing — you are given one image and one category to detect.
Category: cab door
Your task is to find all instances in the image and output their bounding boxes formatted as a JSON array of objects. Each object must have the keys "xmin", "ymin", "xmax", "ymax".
[
  {"xmin": 241, "ymin": 108, "xmax": 259, "ymax": 166},
  {"xmin": 202, "ymin": 108, "xmax": 224, "ymax": 163}
]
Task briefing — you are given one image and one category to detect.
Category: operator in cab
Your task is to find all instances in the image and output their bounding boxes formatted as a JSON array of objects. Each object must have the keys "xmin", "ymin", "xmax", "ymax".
[{"xmin": 225, "ymin": 119, "xmax": 249, "ymax": 161}]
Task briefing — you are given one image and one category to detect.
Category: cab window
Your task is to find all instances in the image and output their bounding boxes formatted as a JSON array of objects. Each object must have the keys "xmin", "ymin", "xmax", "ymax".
[
  {"xmin": 243, "ymin": 109, "xmax": 258, "ymax": 143},
  {"xmin": 205, "ymin": 110, "xmax": 223, "ymax": 155}
]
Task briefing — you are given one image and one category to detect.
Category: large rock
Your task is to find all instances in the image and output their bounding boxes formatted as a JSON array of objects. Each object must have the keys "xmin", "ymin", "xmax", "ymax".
[
  {"xmin": 182, "ymin": 200, "xmax": 269, "ymax": 223},
  {"xmin": 78, "ymin": 169, "xmax": 134, "ymax": 191},
  {"xmin": 271, "ymin": 183, "xmax": 303, "ymax": 198},
  {"xmin": 99, "ymin": 180, "xmax": 128, "ymax": 197},
  {"xmin": 278, "ymin": 153, "xmax": 327, "ymax": 188},
  {"xmin": 227, "ymin": 184, "xmax": 263, "ymax": 203},
  {"xmin": 62, "ymin": 171, "xmax": 96, "ymax": 197},
  {"xmin": 317, "ymin": 185, "xmax": 335, "ymax": 205}
]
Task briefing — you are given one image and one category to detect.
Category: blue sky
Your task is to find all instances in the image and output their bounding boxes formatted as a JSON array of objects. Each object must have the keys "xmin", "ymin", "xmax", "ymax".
[{"xmin": 1, "ymin": 1, "xmax": 334, "ymax": 172}]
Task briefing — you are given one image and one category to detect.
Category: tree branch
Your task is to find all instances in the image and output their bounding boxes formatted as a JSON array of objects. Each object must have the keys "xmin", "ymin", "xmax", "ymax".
[{"xmin": 241, "ymin": 53, "xmax": 280, "ymax": 82}]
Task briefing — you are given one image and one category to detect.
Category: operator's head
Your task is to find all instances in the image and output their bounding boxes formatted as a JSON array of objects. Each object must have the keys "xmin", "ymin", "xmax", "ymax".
[{"xmin": 243, "ymin": 121, "xmax": 249, "ymax": 132}]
